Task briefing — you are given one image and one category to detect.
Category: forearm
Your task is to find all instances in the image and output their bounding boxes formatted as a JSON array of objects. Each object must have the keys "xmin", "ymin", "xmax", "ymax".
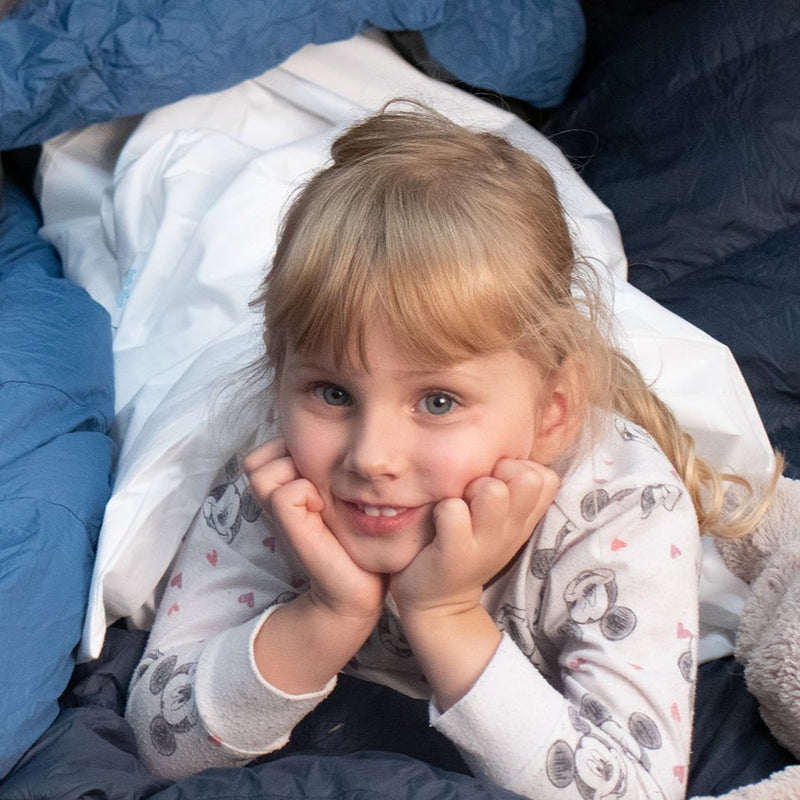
[
  {"xmin": 431, "ymin": 634, "xmax": 692, "ymax": 800},
  {"xmin": 126, "ymin": 613, "xmax": 333, "ymax": 779},
  {"xmin": 398, "ymin": 602, "xmax": 501, "ymax": 711},
  {"xmin": 253, "ymin": 592, "xmax": 379, "ymax": 695}
]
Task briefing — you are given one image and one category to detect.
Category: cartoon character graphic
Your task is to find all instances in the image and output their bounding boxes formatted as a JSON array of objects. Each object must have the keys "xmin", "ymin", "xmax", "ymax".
[
  {"xmin": 676, "ymin": 624, "xmax": 695, "ymax": 683},
  {"xmin": 678, "ymin": 648, "xmax": 693, "ymax": 683},
  {"xmin": 547, "ymin": 731, "xmax": 628, "ymax": 799},
  {"xmin": 141, "ymin": 653, "xmax": 199, "ymax": 757},
  {"xmin": 581, "ymin": 481, "xmax": 682, "ymax": 527},
  {"xmin": 640, "ymin": 484, "xmax": 682, "ymax": 518},
  {"xmin": 379, "ymin": 612, "xmax": 413, "ymax": 658},
  {"xmin": 202, "ymin": 456, "xmax": 261, "ymax": 543},
  {"xmin": 580, "ymin": 488, "xmax": 637, "ymax": 523},
  {"xmin": 614, "ymin": 418, "xmax": 659, "ymax": 451},
  {"xmin": 496, "ymin": 603, "xmax": 538, "ymax": 660},
  {"xmin": 269, "ymin": 590, "xmax": 300, "ymax": 609},
  {"xmin": 560, "ymin": 569, "xmax": 637, "ymax": 642},
  {"xmin": 546, "ymin": 695, "xmax": 666, "ymax": 799},
  {"xmin": 532, "ymin": 519, "xmax": 577, "ymax": 579}
]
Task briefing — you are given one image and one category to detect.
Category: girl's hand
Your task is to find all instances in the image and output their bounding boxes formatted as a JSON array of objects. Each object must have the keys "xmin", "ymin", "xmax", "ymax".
[
  {"xmin": 390, "ymin": 458, "xmax": 560, "ymax": 617},
  {"xmin": 244, "ymin": 438, "xmax": 387, "ymax": 623}
]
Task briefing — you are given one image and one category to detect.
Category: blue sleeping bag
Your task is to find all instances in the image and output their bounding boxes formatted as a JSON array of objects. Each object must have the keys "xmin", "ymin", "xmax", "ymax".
[
  {"xmin": 0, "ymin": 168, "xmax": 115, "ymax": 778},
  {"xmin": 0, "ymin": 0, "xmax": 585, "ymax": 150}
]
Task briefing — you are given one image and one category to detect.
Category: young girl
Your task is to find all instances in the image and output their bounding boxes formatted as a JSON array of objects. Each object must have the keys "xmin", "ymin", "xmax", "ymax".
[{"xmin": 126, "ymin": 103, "xmax": 773, "ymax": 798}]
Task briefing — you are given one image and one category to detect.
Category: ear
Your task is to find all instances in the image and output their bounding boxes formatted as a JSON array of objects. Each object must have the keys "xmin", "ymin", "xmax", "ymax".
[{"xmin": 530, "ymin": 358, "xmax": 585, "ymax": 465}]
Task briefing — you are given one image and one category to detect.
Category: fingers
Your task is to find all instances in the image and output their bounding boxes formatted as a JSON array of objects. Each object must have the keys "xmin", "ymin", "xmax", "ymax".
[
  {"xmin": 244, "ymin": 437, "xmax": 328, "ymax": 544},
  {"xmin": 462, "ymin": 476, "xmax": 510, "ymax": 538},
  {"xmin": 245, "ymin": 442, "xmax": 332, "ymax": 564},
  {"xmin": 274, "ymin": 475, "xmax": 324, "ymax": 514},
  {"xmin": 490, "ymin": 458, "xmax": 560, "ymax": 529},
  {"xmin": 270, "ymin": 478, "xmax": 327, "ymax": 544},
  {"xmin": 459, "ymin": 459, "xmax": 559, "ymax": 545},
  {"xmin": 400, "ymin": 461, "xmax": 559, "ymax": 613},
  {"xmin": 431, "ymin": 497, "xmax": 473, "ymax": 551},
  {"xmin": 244, "ymin": 439, "xmax": 384, "ymax": 617},
  {"xmin": 244, "ymin": 437, "xmax": 299, "ymax": 506},
  {"xmin": 243, "ymin": 436, "xmax": 289, "ymax": 475}
]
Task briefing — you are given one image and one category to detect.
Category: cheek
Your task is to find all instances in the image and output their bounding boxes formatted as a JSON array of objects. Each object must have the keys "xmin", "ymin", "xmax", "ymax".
[
  {"xmin": 424, "ymin": 423, "xmax": 532, "ymax": 497},
  {"xmin": 277, "ymin": 406, "xmax": 332, "ymax": 481}
]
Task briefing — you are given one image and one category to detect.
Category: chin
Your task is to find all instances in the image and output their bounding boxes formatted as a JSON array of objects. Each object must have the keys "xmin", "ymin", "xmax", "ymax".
[{"xmin": 345, "ymin": 542, "xmax": 423, "ymax": 576}]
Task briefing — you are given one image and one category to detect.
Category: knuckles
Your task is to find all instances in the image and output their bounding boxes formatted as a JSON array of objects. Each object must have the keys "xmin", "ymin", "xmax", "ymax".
[
  {"xmin": 242, "ymin": 437, "xmax": 287, "ymax": 476},
  {"xmin": 271, "ymin": 477, "xmax": 312, "ymax": 506},
  {"xmin": 433, "ymin": 496, "xmax": 470, "ymax": 519},
  {"xmin": 497, "ymin": 459, "xmax": 560, "ymax": 500},
  {"xmin": 470, "ymin": 476, "xmax": 511, "ymax": 505}
]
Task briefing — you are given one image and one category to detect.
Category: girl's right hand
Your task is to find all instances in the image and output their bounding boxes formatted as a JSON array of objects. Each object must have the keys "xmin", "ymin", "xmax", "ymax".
[{"xmin": 244, "ymin": 438, "xmax": 387, "ymax": 623}]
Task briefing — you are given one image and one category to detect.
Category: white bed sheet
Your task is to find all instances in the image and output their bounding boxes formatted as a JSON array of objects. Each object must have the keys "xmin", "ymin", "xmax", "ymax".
[{"xmin": 35, "ymin": 33, "xmax": 773, "ymax": 662}]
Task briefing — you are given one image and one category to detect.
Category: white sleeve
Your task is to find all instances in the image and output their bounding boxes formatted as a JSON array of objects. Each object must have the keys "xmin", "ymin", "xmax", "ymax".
[
  {"xmin": 433, "ymin": 469, "xmax": 700, "ymax": 800},
  {"xmin": 431, "ymin": 634, "xmax": 565, "ymax": 790},
  {"xmin": 125, "ymin": 458, "xmax": 335, "ymax": 779}
]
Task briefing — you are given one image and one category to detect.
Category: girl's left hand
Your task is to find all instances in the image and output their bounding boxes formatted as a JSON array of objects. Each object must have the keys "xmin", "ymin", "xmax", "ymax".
[{"xmin": 389, "ymin": 458, "xmax": 560, "ymax": 616}]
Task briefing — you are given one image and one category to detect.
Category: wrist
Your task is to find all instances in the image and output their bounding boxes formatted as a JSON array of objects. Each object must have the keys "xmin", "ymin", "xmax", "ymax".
[
  {"xmin": 396, "ymin": 598, "xmax": 490, "ymax": 639},
  {"xmin": 253, "ymin": 592, "xmax": 377, "ymax": 694},
  {"xmin": 307, "ymin": 588, "xmax": 384, "ymax": 630},
  {"xmin": 393, "ymin": 589, "xmax": 483, "ymax": 624},
  {"xmin": 395, "ymin": 602, "xmax": 501, "ymax": 711}
]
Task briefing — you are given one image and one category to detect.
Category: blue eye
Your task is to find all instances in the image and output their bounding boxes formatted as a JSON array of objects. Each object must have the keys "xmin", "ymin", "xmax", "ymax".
[
  {"xmin": 317, "ymin": 384, "xmax": 351, "ymax": 406},
  {"xmin": 423, "ymin": 393, "xmax": 455, "ymax": 415}
]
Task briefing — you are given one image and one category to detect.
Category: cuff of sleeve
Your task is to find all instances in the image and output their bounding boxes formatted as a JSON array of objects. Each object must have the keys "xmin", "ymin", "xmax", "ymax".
[
  {"xmin": 431, "ymin": 633, "xmax": 562, "ymax": 790},
  {"xmin": 195, "ymin": 605, "xmax": 336, "ymax": 755}
]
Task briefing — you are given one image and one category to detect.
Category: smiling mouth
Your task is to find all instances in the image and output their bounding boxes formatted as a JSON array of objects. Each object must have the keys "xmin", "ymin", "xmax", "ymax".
[{"xmin": 337, "ymin": 500, "xmax": 422, "ymax": 536}]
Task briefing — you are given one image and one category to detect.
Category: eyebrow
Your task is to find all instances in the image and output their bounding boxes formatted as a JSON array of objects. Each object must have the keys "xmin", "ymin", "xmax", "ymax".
[{"xmin": 289, "ymin": 356, "xmax": 481, "ymax": 383}]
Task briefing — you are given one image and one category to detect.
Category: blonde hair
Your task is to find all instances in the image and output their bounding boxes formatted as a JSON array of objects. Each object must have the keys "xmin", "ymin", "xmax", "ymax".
[{"xmin": 251, "ymin": 101, "xmax": 779, "ymax": 538}]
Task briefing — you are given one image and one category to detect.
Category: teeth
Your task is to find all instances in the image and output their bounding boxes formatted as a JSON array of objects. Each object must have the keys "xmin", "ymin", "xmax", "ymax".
[{"xmin": 362, "ymin": 505, "xmax": 404, "ymax": 517}]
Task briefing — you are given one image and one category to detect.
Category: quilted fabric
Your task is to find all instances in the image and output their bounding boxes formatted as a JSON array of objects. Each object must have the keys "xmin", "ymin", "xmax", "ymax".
[
  {"xmin": 0, "ymin": 173, "xmax": 115, "ymax": 779},
  {"xmin": 0, "ymin": 0, "xmax": 584, "ymax": 150},
  {"xmin": 540, "ymin": 0, "xmax": 800, "ymax": 476}
]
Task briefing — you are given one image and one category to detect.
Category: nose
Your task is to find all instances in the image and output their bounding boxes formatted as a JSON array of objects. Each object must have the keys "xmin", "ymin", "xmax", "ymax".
[{"xmin": 342, "ymin": 408, "xmax": 403, "ymax": 480}]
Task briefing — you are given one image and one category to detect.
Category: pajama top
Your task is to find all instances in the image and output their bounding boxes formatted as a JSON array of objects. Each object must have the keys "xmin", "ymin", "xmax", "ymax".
[{"xmin": 126, "ymin": 413, "xmax": 701, "ymax": 799}]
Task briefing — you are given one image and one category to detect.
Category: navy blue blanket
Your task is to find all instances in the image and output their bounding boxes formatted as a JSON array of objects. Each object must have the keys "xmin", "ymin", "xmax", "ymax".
[
  {"xmin": 538, "ymin": 0, "xmax": 800, "ymax": 476},
  {"xmin": 2, "ymin": 626, "xmax": 525, "ymax": 800},
  {"xmin": 2, "ymin": 625, "xmax": 794, "ymax": 799}
]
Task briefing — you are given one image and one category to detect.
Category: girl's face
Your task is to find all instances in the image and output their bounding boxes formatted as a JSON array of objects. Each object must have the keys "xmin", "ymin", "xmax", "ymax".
[{"xmin": 277, "ymin": 322, "xmax": 547, "ymax": 575}]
